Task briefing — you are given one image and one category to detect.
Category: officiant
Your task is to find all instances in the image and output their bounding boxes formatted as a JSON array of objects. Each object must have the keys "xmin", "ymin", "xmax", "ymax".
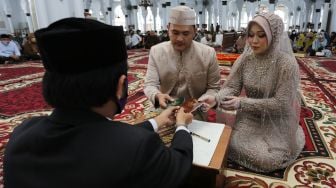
[{"xmin": 4, "ymin": 17, "xmax": 194, "ymax": 188}]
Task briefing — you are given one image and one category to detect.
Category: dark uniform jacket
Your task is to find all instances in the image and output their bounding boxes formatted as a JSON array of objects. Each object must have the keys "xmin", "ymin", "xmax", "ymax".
[{"xmin": 4, "ymin": 108, "xmax": 193, "ymax": 188}]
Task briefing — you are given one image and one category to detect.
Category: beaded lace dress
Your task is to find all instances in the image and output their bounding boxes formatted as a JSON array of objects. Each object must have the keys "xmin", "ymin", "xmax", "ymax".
[{"xmin": 216, "ymin": 13, "xmax": 305, "ymax": 172}]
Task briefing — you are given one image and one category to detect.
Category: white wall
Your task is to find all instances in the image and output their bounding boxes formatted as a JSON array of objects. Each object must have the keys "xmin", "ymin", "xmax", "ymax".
[
  {"xmin": 8, "ymin": 0, "xmax": 26, "ymax": 29},
  {"xmin": 1, "ymin": 0, "xmax": 336, "ymax": 33},
  {"xmin": 330, "ymin": 0, "xmax": 336, "ymax": 32}
]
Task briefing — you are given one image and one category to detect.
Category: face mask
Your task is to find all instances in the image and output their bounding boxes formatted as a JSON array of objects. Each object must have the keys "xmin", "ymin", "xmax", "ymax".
[
  {"xmin": 116, "ymin": 79, "xmax": 128, "ymax": 114},
  {"xmin": 1, "ymin": 41, "xmax": 9, "ymax": 46}
]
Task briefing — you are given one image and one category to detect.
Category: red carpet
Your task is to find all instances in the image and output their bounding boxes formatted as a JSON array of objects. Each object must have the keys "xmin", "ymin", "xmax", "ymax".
[
  {"xmin": 0, "ymin": 51, "xmax": 336, "ymax": 187},
  {"xmin": 319, "ymin": 60, "xmax": 336, "ymax": 73},
  {"xmin": 297, "ymin": 57, "xmax": 336, "ymax": 106}
]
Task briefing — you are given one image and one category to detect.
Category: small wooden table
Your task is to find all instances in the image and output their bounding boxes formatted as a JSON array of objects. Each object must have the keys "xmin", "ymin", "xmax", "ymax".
[{"xmin": 183, "ymin": 125, "xmax": 232, "ymax": 188}]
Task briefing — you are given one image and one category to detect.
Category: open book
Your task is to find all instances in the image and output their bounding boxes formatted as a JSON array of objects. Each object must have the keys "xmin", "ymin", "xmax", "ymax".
[{"xmin": 188, "ymin": 120, "xmax": 225, "ymax": 166}]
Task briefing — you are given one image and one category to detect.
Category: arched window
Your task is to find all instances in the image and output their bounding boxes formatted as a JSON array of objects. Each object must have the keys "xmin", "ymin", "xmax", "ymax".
[{"xmin": 138, "ymin": 7, "xmax": 161, "ymax": 32}]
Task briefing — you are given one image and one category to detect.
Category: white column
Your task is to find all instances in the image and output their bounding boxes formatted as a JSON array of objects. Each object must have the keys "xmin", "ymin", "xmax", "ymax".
[
  {"xmin": 296, "ymin": 10, "xmax": 301, "ymax": 30},
  {"xmin": 71, "ymin": 0, "xmax": 85, "ymax": 18},
  {"xmin": 250, "ymin": 2, "xmax": 257, "ymax": 17},
  {"xmin": 236, "ymin": 0, "xmax": 243, "ymax": 30},
  {"xmin": 222, "ymin": 3, "xmax": 227, "ymax": 30},
  {"xmin": 218, "ymin": 1, "xmax": 223, "ymax": 29},
  {"xmin": 5, "ymin": 16, "xmax": 14, "ymax": 34},
  {"xmin": 213, "ymin": 0, "xmax": 219, "ymax": 28},
  {"xmin": 1, "ymin": 0, "xmax": 13, "ymax": 33},
  {"xmin": 288, "ymin": 12, "xmax": 293, "ymax": 29},
  {"xmin": 91, "ymin": 0, "xmax": 102, "ymax": 22},
  {"xmin": 311, "ymin": 8, "xmax": 316, "ymax": 30},
  {"xmin": 299, "ymin": 11, "xmax": 305, "ymax": 31},
  {"xmin": 20, "ymin": 0, "xmax": 33, "ymax": 32},
  {"xmin": 330, "ymin": 0, "xmax": 336, "ymax": 32},
  {"xmin": 320, "ymin": 2, "xmax": 330, "ymax": 31},
  {"xmin": 133, "ymin": 7, "xmax": 138, "ymax": 30},
  {"xmin": 151, "ymin": 6, "xmax": 157, "ymax": 31},
  {"xmin": 313, "ymin": 1, "xmax": 323, "ymax": 31},
  {"xmin": 200, "ymin": 7, "xmax": 206, "ymax": 27},
  {"xmin": 25, "ymin": 14, "xmax": 34, "ymax": 33},
  {"xmin": 268, "ymin": 3, "xmax": 275, "ymax": 12},
  {"xmin": 166, "ymin": 3, "xmax": 173, "ymax": 26},
  {"xmin": 207, "ymin": 7, "xmax": 212, "ymax": 30},
  {"xmin": 159, "ymin": 5, "xmax": 166, "ymax": 30},
  {"xmin": 292, "ymin": 10, "xmax": 298, "ymax": 28},
  {"xmin": 125, "ymin": 10, "xmax": 132, "ymax": 30},
  {"xmin": 33, "ymin": 0, "xmax": 49, "ymax": 29},
  {"xmin": 304, "ymin": 4, "xmax": 312, "ymax": 31},
  {"xmin": 141, "ymin": 7, "xmax": 148, "ymax": 32},
  {"xmin": 101, "ymin": 0, "xmax": 110, "ymax": 24},
  {"xmin": 314, "ymin": 9, "xmax": 321, "ymax": 31}
]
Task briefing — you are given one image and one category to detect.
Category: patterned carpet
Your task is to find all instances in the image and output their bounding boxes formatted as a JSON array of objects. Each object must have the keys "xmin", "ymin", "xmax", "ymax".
[
  {"xmin": 0, "ymin": 50, "xmax": 335, "ymax": 187},
  {"xmin": 297, "ymin": 57, "xmax": 336, "ymax": 105}
]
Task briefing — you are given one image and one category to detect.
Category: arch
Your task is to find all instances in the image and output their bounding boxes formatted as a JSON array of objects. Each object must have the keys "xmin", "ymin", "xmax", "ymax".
[
  {"xmin": 275, "ymin": 4, "xmax": 289, "ymax": 30},
  {"xmin": 114, "ymin": 5, "xmax": 126, "ymax": 30}
]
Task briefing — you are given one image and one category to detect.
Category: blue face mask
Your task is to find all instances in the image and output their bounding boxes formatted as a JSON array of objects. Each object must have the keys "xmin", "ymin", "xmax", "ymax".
[{"xmin": 116, "ymin": 79, "xmax": 128, "ymax": 114}]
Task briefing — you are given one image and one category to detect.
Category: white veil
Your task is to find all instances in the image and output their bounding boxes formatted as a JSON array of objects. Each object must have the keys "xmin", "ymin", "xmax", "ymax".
[{"xmin": 216, "ymin": 12, "xmax": 304, "ymax": 172}]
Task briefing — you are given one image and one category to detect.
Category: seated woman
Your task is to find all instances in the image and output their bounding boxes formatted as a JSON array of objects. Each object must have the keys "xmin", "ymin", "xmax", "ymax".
[
  {"xmin": 232, "ymin": 32, "xmax": 247, "ymax": 53},
  {"xmin": 303, "ymin": 32, "xmax": 315, "ymax": 54},
  {"xmin": 309, "ymin": 32, "xmax": 328, "ymax": 56},
  {"xmin": 22, "ymin": 33, "xmax": 41, "ymax": 60},
  {"xmin": 199, "ymin": 12, "xmax": 305, "ymax": 172}
]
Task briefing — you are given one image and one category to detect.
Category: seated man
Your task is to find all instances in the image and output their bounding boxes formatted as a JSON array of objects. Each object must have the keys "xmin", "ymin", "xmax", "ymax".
[
  {"xmin": 213, "ymin": 31, "xmax": 223, "ymax": 48},
  {"xmin": 22, "ymin": 33, "xmax": 41, "ymax": 60},
  {"xmin": 130, "ymin": 30, "xmax": 142, "ymax": 49},
  {"xmin": 144, "ymin": 6, "xmax": 220, "ymax": 110},
  {"xmin": 200, "ymin": 32, "xmax": 214, "ymax": 46},
  {"xmin": 144, "ymin": 31, "xmax": 160, "ymax": 49},
  {"xmin": 4, "ymin": 18, "xmax": 193, "ymax": 188},
  {"xmin": 0, "ymin": 34, "xmax": 21, "ymax": 64}
]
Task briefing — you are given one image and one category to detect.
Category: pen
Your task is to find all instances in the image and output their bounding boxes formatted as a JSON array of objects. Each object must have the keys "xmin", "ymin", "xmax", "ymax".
[{"xmin": 190, "ymin": 131, "xmax": 211, "ymax": 142}]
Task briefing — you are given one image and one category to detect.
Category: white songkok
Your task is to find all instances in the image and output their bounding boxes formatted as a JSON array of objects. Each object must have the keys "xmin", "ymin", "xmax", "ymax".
[{"xmin": 169, "ymin": 6, "xmax": 196, "ymax": 25}]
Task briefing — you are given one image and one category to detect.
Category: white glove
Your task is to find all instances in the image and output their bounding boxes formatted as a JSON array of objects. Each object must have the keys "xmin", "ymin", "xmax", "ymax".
[{"xmin": 198, "ymin": 95, "xmax": 217, "ymax": 112}]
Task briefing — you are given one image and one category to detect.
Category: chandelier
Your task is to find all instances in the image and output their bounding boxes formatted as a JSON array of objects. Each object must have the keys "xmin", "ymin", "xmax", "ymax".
[{"xmin": 139, "ymin": 0, "xmax": 153, "ymax": 9}]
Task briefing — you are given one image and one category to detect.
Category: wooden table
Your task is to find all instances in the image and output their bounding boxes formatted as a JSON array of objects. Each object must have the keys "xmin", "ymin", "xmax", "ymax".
[{"xmin": 182, "ymin": 125, "xmax": 232, "ymax": 188}]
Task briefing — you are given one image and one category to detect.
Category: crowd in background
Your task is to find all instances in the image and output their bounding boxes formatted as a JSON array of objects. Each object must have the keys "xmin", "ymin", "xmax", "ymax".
[
  {"xmin": 2, "ymin": 25, "xmax": 336, "ymax": 65},
  {"xmin": 289, "ymin": 30, "xmax": 336, "ymax": 57},
  {"xmin": 0, "ymin": 32, "xmax": 41, "ymax": 64},
  {"xmin": 123, "ymin": 27, "xmax": 336, "ymax": 58},
  {"xmin": 123, "ymin": 25, "xmax": 246, "ymax": 51}
]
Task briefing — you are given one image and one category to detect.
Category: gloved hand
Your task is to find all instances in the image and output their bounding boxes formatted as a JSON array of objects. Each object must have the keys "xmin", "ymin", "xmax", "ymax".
[
  {"xmin": 198, "ymin": 95, "xmax": 217, "ymax": 112},
  {"xmin": 219, "ymin": 96, "xmax": 241, "ymax": 110}
]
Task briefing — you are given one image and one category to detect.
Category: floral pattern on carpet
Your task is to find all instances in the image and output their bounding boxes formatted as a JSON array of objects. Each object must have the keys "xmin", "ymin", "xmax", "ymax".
[
  {"xmin": 297, "ymin": 57, "xmax": 336, "ymax": 81},
  {"xmin": 318, "ymin": 81, "xmax": 336, "ymax": 104},
  {"xmin": 0, "ymin": 51, "xmax": 336, "ymax": 188},
  {"xmin": 297, "ymin": 57, "xmax": 336, "ymax": 106}
]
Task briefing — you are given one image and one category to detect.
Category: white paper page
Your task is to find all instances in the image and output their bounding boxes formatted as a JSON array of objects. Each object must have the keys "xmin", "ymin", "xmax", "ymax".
[{"xmin": 188, "ymin": 120, "xmax": 225, "ymax": 166}]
